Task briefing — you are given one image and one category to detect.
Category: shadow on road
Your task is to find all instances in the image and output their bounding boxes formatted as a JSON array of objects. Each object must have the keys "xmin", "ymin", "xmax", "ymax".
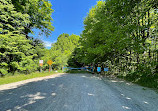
[
  {"xmin": 0, "ymin": 74, "xmax": 70, "ymax": 111},
  {"xmin": 0, "ymin": 73, "xmax": 157, "ymax": 111}
]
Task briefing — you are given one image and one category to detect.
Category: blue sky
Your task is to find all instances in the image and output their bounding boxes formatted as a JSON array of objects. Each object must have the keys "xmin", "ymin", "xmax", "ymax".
[{"xmin": 32, "ymin": 0, "xmax": 98, "ymax": 49}]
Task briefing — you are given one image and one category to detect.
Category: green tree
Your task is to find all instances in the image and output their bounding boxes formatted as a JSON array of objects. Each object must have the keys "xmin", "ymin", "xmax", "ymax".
[
  {"xmin": 73, "ymin": 0, "xmax": 157, "ymax": 88},
  {"xmin": 0, "ymin": 0, "xmax": 54, "ymax": 75},
  {"xmin": 48, "ymin": 33, "xmax": 80, "ymax": 69},
  {"xmin": 11, "ymin": 0, "xmax": 54, "ymax": 37}
]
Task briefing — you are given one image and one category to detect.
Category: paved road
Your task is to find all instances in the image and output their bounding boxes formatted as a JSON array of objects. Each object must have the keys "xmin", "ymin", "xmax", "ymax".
[{"xmin": 0, "ymin": 73, "xmax": 158, "ymax": 111}]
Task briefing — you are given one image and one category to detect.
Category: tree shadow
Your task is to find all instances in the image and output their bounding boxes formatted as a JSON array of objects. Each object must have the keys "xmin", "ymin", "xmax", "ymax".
[{"xmin": 0, "ymin": 74, "xmax": 68, "ymax": 111}]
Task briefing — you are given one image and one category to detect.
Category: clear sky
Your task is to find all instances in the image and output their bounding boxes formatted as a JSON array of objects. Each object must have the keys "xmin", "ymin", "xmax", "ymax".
[{"xmin": 33, "ymin": 0, "xmax": 99, "ymax": 49}]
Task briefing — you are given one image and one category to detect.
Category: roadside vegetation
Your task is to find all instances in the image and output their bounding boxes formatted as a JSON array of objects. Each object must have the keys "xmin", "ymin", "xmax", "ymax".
[
  {"xmin": 0, "ymin": 71, "xmax": 62, "ymax": 85},
  {"xmin": 0, "ymin": 0, "xmax": 54, "ymax": 76},
  {"xmin": 0, "ymin": 0, "xmax": 79, "ymax": 77},
  {"xmin": 0, "ymin": 0, "xmax": 157, "ymax": 89},
  {"xmin": 68, "ymin": 0, "xmax": 158, "ymax": 88},
  {"xmin": 42, "ymin": 33, "xmax": 80, "ymax": 70}
]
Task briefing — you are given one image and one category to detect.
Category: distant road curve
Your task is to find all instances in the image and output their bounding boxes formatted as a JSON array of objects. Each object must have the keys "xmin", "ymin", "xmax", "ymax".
[{"xmin": 0, "ymin": 73, "xmax": 158, "ymax": 111}]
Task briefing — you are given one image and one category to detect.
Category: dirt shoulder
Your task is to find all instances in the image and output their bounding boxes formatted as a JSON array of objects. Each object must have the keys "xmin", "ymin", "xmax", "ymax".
[{"xmin": 0, "ymin": 73, "xmax": 66, "ymax": 91}]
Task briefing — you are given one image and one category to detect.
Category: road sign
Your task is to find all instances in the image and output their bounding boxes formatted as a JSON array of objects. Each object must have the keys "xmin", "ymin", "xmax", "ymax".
[
  {"xmin": 39, "ymin": 60, "xmax": 43, "ymax": 66},
  {"xmin": 39, "ymin": 60, "xmax": 43, "ymax": 64},
  {"xmin": 39, "ymin": 63, "xmax": 43, "ymax": 66},
  {"xmin": 47, "ymin": 60, "xmax": 53, "ymax": 65},
  {"xmin": 47, "ymin": 60, "xmax": 53, "ymax": 72}
]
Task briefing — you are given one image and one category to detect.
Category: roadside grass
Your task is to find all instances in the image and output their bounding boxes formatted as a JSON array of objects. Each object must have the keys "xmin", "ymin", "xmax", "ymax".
[
  {"xmin": 106, "ymin": 72, "xmax": 158, "ymax": 89},
  {"xmin": 0, "ymin": 71, "xmax": 62, "ymax": 85}
]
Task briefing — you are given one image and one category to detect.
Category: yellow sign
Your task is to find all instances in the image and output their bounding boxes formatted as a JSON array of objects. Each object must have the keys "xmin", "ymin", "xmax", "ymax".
[
  {"xmin": 47, "ymin": 60, "xmax": 53, "ymax": 65},
  {"xmin": 39, "ymin": 63, "xmax": 43, "ymax": 66}
]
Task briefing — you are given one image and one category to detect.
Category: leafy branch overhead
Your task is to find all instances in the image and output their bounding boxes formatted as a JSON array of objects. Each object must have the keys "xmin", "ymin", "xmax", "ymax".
[{"xmin": 0, "ymin": 0, "xmax": 54, "ymax": 74}]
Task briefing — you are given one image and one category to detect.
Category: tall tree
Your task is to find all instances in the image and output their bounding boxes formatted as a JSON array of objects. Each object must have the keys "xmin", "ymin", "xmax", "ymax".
[
  {"xmin": 48, "ymin": 34, "xmax": 80, "ymax": 69},
  {"xmin": 0, "ymin": 0, "xmax": 54, "ymax": 75},
  {"xmin": 11, "ymin": 0, "xmax": 54, "ymax": 37},
  {"xmin": 72, "ymin": 0, "xmax": 158, "ymax": 88}
]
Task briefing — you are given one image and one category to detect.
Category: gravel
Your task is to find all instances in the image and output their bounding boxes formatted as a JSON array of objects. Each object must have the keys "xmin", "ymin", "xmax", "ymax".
[{"xmin": 0, "ymin": 73, "xmax": 158, "ymax": 111}]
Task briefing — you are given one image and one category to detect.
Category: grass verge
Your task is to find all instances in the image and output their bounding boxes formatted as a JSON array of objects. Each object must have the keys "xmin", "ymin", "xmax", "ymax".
[
  {"xmin": 0, "ymin": 71, "xmax": 62, "ymax": 85},
  {"xmin": 107, "ymin": 73, "xmax": 158, "ymax": 89}
]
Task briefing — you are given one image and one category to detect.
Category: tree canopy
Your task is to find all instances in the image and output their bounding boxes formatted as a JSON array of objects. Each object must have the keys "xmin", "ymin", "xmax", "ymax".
[
  {"xmin": 47, "ymin": 33, "xmax": 80, "ymax": 69},
  {"xmin": 0, "ymin": 0, "xmax": 54, "ymax": 75},
  {"xmin": 70, "ymin": 0, "xmax": 158, "ymax": 88}
]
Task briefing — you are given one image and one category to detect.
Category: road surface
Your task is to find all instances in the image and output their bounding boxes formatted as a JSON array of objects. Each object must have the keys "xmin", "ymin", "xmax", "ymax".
[{"xmin": 0, "ymin": 73, "xmax": 158, "ymax": 111}]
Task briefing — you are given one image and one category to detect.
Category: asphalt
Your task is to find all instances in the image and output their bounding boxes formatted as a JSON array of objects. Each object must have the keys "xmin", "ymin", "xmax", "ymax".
[{"xmin": 0, "ymin": 73, "xmax": 158, "ymax": 111}]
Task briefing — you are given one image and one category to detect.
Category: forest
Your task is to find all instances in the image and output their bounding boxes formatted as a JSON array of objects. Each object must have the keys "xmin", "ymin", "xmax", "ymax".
[
  {"xmin": 0, "ymin": 0, "xmax": 54, "ymax": 75},
  {"xmin": 0, "ymin": 0, "xmax": 80, "ymax": 75},
  {"xmin": 69, "ymin": 0, "xmax": 158, "ymax": 88},
  {"xmin": 0, "ymin": 0, "xmax": 158, "ymax": 88}
]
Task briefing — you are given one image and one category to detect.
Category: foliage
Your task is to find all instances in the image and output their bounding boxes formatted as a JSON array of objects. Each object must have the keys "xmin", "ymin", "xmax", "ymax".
[
  {"xmin": 11, "ymin": 0, "xmax": 54, "ymax": 36},
  {"xmin": 0, "ymin": 0, "xmax": 54, "ymax": 75},
  {"xmin": 71, "ymin": 0, "xmax": 158, "ymax": 88},
  {"xmin": 47, "ymin": 33, "xmax": 80, "ymax": 70}
]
